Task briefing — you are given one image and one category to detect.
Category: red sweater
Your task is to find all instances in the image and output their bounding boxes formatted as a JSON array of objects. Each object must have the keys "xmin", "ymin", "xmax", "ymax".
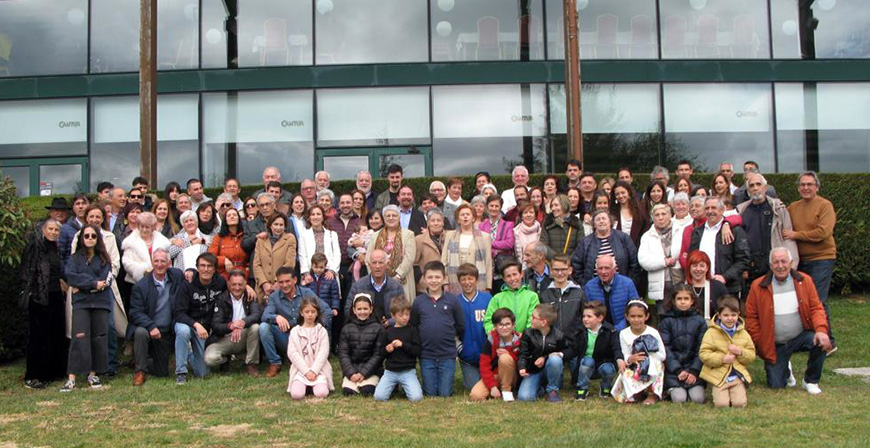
[{"xmin": 479, "ymin": 329, "xmax": 522, "ymax": 390}]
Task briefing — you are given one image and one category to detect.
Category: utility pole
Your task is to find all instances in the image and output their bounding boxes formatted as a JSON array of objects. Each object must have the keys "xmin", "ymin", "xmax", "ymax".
[
  {"xmin": 563, "ymin": 0, "xmax": 583, "ymax": 166},
  {"xmin": 798, "ymin": 0, "xmax": 819, "ymax": 172},
  {"xmin": 139, "ymin": 0, "xmax": 157, "ymax": 186}
]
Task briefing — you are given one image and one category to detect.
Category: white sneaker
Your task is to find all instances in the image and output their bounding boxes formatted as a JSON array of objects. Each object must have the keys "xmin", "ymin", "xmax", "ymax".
[
  {"xmin": 787, "ymin": 361, "xmax": 796, "ymax": 387},
  {"xmin": 802, "ymin": 381, "xmax": 822, "ymax": 395},
  {"xmin": 502, "ymin": 391, "xmax": 515, "ymax": 402}
]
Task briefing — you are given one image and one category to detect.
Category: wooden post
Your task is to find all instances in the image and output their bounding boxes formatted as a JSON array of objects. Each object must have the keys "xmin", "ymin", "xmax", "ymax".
[
  {"xmin": 139, "ymin": 0, "xmax": 158, "ymax": 186},
  {"xmin": 563, "ymin": 0, "xmax": 583, "ymax": 165}
]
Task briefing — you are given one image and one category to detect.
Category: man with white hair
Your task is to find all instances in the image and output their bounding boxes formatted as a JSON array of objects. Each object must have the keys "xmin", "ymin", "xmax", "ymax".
[
  {"xmin": 688, "ymin": 197, "xmax": 750, "ymax": 297},
  {"xmin": 500, "ymin": 165, "xmax": 530, "ymax": 213},
  {"xmin": 315, "ymin": 170, "xmax": 331, "ymax": 192},
  {"xmin": 733, "ymin": 162, "xmax": 777, "ymax": 205},
  {"xmin": 254, "ymin": 167, "xmax": 292, "ymax": 205},
  {"xmin": 745, "ymin": 247, "xmax": 831, "ymax": 394},
  {"xmin": 582, "ymin": 254, "xmax": 640, "ymax": 331},
  {"xmin": 718, "ymin": 161, "xmax": 739, "ymax": 194},
  {"xmin": 356, "ymin": 170, "xmax": 378, "ymax": 212},
  {"xmin": 736, "ymin": 172, "xmax": 799, "ymax": 295}
]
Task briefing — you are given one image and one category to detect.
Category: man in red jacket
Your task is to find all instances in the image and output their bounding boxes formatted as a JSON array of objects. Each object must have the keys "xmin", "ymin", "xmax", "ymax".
[{"xmin": 745, "ymin": 247, "xmax": 831, "ymax": 395}]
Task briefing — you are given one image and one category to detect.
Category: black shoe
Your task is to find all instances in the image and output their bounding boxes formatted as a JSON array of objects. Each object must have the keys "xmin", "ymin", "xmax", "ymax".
[
  {"xmin": 599, "ymin": 388, "xmax": 612, "ymax": 399},
  {"xmin": 219, "ymin": 361, "xmax": 231, "ymax": 373},
  {"xmin": 102, "ymin": 370, "xmax": 117, "ymax": 378},
  {"xmin": 176, "ymin": 373, "xmax": 187, "ymax": 385},
  {"xmin": 87, "ymin": 375, "xmax": 103, "ymax": 389},
  {"xmin": 24, "ymin": 379, "xmax": 46, "ymax": 390},
  {"xmin": 575, "ymin": 389, "xmax": 588, "ymax": 401},
  {"xmin": 59, "ymin": 379, "xmax": 75, "ymax": 393}
]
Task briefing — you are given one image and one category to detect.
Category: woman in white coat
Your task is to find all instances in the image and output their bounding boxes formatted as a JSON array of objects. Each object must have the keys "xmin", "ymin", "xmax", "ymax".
[
  {"xmin": 121, "ymin": 212, "xmax": 171, "ymax": 284},
  {"xmin": 638, "ymin": 204, "xmax": 683, "ymax": 317},
  {"xmin": 297, "ymin": 205, "xmax": 341, "ymax": 286}
]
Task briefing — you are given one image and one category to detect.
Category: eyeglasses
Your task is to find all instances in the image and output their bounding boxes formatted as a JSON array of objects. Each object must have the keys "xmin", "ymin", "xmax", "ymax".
[
  {"xmin": 552, "ymin": 268, "xmax": 571, "ymax": 273},
  {"xmin": 219, "ymin": 203, "xmax": 231, "ymax": 208},
  {"xmin": 245, "ymin": 203, "xmax": 257, "ymax": 208},
  {"xmin": 495, "ymin": 322, "xmax": 514, "ymax": 328},
  {"xmin": 130, "ymin": 194, "xmax": 143, "ymax": 199},
  {"xmin": 197, "ymin": 264, "xmax": 215, "ymax": 270},
  {"xmin": 83, "ymin": 233, "xmax": 98, "ymax": 240}
]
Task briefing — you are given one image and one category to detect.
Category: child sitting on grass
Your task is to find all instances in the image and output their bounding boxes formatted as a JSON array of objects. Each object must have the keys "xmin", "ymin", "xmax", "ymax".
[
  {"xmin": 287, "ymin": 296, "xmax": 333, "ymax": 400},
  {"xmin": 700, "ymin": 295, "xmax": 756, "ymax": 408},
  {"xmin": 612, "ymin": 300, "xmax": 666, "ymax": 405},
  {"xmin": 573, "ymin": 301, "xmax": 621, "ymax": 401},
  {"xmin": 659, "ymin": 284, "xmax": 707, "ymax": 404},
  {"xmin": 373, "ymin": 297, "xmax": 423, "ymax": 402},
  {"xmin": 339, "ymin": 293, "xmax": 386, "ymax": 396},
  {"xmin": 469, "ymin": 308, "xmax": 522, "ymax": 402},
  {"xmin": 517, "ymin": 303, "xmax": 574, "ymax": 402}
]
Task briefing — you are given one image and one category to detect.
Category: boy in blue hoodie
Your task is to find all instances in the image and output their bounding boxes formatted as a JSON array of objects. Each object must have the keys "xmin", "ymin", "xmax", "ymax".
[{"xmin": 456, "ymin": 263, "xmax": 492, "ymax": 391}]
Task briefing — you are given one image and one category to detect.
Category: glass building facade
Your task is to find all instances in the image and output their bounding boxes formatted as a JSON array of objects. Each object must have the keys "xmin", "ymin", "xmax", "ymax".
[{"xmin": 0, "ymin": 0, "xmax": 868, "ymax": 195}]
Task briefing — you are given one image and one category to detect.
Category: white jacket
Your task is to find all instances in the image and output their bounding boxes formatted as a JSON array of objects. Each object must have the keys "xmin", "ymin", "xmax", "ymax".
[
  {"xmin": 638, "ymin": 225, "xmax": 684, "ymax": 301},
  {"xmin": 121, "ymin": 230, "xmax": 171, "ymax": 283},
  {"xmin": 297, "ymin": 226, "xmax": 341, "ymax": 275}
]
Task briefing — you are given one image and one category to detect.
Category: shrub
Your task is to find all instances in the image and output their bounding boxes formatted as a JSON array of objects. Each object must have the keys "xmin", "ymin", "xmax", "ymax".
[{"xmin": 0, "ymin": 173, "xmax": 33, "ymax": 362}]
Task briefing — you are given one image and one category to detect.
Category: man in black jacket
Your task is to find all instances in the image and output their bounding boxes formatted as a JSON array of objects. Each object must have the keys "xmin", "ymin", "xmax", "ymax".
[
  {"xmin": 522, "ymin": 242, "xmax": 553, "ymax": 295},
  {"xmin": 127, "ymin": 249, "xmax": 184, "ymax": 386},
  {"xmin": 398, "ymin": 185, "xmax": 426, "ymax": 236},
  {"xmin": 204, "ymin": 270, "xmax": 262, "ymax": 377},
  {"xmin": 689, "ymin": 197, "xmax": 750, "ymax": 297},
  {"xmin": 173, "ymin": 253, "xmax": 227, "ymax": 383}
]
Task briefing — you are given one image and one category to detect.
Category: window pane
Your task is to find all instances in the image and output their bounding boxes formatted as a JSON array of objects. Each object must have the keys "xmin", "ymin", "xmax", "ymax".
[
  {"xmin": 770, "ymin": 0, "xmax": 801, "ymax": 59},
  {"xmin": 433, "ymin": 84, "xmax": 548, "ymax": 175},
  {"xmin": 316, "ymin": 0, "xmax": 427, "ymax": 65},
  {"xmin": 200, "ymin": 0, "xmax": 228, "ymax": 69},
  {"xmin": 812, "ymin": 0, "xmax": 870, "ymax": 58},
  {"xmin": 233, "ymin": 0, "xmax": 313, "ymax": 68},
  {"xmin": 323, "ymin": 156, "xmax": 370, "ymax": 181},
  {"xmin": 549, "ymin": 83, "xmax": 661, "ymax": 172},
  {"xmin": 775, "ymin": 82, "xmax": 870, "ymax": 173},
  {"xmin": 203, "ymin": 90, "xmax": 313, "ymax": 186},
  {"xmin": 432, "ymin": 0, "xmax": 544, "ymax": 62},
  {"xmin": 378, "ymin": 154, "xmax": 425, "ymax": 178},
  {"xmin": 40, "ymin": 164, "xmax": 83, "ymax": 195},
  {"xmin": 0, "ymin": 0, "xmax": 88, "ymax": 77},
  {"xmin": 0, "ymin": 98, "xmax": 88, "ymax": 158},
  {"xmin": 90, "ymin": 0, "xmax": 199, "ymax": 73},
  {"xmin": 3, "ymin": 166, "xmax": 30, "ymax": 197},
  {"xmin": 659, "ymin": 0, "xmax": 771, "ymax": 59},
  {"xmin": 664, "ymin": 83, "xmax": 774, "ymax": 173},
  {"xmin": 546, "ymin": 0, "xmax": 658, "ymax": 60},
  {"xmin": 90, "ymin": 95, "xmax": 199, "ymax": 189},
  {"xmin": 317, "ymin": 87, "xmax": 430, "ymax": 147}
]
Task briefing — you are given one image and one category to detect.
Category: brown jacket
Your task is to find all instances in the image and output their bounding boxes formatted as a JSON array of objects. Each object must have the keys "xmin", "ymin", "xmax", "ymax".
[
  {"xmin": 253, "ymin": 233, "xmax": 297, "ymax": 301},
  {"xmin": 414, "ymin": 230, "xmax": 444, "ymax": 293},
  {"xmin": 744, "ymin": 270, "xmax": 828, "ymax": 364}
]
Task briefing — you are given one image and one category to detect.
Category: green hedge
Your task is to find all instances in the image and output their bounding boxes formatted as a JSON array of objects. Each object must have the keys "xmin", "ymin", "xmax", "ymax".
[{"xmin": 16, "ymin": 173, "xmax": 870, "ymax": 294}]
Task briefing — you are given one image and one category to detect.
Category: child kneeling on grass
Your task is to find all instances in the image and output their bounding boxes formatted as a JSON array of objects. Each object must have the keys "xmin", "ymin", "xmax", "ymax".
[
  {"xmin": 469, "ymin": 308, "xmax": 522, "ymax": 402},
  {"xmin": 700, "ymin": 295, "xmax": 756, "ymax": 408},
  {"xmin": 517, "ymin": 303, "xmax": 574, "ymax": 402},
  {"xmin": 287, "ymin": 297, "xmax": 334, "ymax": 399},
  {"xmin": 339, "ymin": 293, "xmax": 386, "ymax": 396},
  {"xmin": 612, "ymin": 300, "xmax": 666, "ymax": 405},
  {"xmin": 373, "ymin": 297, "xmax": 423, "ymax": 402},
  {"xmin": 659, "ymin": 284, "xmax": 708, "ymax": 404},
  {"xmin": 573, "ymin": 301, "xmax": 621, "ymax": 401}
]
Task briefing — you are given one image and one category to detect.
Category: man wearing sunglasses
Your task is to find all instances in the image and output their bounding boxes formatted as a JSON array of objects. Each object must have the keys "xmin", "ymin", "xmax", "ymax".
[{"xmin": 132, "ymin": 176, "xmax": 155, "ymax": 210}]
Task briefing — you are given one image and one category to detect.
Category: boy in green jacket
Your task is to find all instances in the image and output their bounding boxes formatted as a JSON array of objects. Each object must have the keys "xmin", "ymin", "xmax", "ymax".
[{"xmin": 484, "ymin": 261, "xmax": 540, "ymax": 333}]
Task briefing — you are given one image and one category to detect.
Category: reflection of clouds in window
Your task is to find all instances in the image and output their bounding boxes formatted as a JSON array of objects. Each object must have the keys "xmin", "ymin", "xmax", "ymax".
[
  {"xmin": 0, "ymin": 0, "xmax": 88, "ymax": 76},
  {"xmin": 235, "ymin": 0, "xmax": 313, "ymax": 68},
  {"xmin": 814, "ymin": 4, "xmax": 870, "ymax": 58},
  {"xmin": 236, "ymin": 142, "xmax": 313, "ymax": 184},
  {"xmin": 40, "ymin": 165, "xmax": 83, "ymax": 195}
]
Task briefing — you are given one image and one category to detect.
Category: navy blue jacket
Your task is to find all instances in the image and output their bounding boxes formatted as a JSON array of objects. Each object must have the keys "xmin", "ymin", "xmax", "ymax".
[
  {"xmin": 126, "ymin": 268, "xmax": 185, "ymax": 340},
  {"xmin": 65, "ymin": 251, "xmax": 113, "ymax": 311},
  {"xmin": 583, "ymin": 274, "xmax": 639, "ymax": 331},
  {"xmin": 658, "ymin": 308, "xmax": 707, "ymax": 390},
  {"xmin": 571, "ymin": 230, "xmax": 641, "ymax": 286},
  {"xmin": 309, "ymin": 273, "xmax": 341, "ymax": 311},
  {"xmin": 57, "ymin": 218, "xmax": 82, "ymax": 270},
  {"xmin": 411, "ymin": 293, "xmax": 466, "ymax": 359}
]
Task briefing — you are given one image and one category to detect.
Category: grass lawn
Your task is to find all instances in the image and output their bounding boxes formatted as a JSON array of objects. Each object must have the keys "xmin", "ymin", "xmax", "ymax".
[{"xmin": 1, "ymin": 297, "xmax": 869, "ymax": 448}]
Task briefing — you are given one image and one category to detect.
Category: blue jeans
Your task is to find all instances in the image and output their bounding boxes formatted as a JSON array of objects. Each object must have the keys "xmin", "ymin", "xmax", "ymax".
[
  {"xmin": 174, "ymin": 322, "xmax": 208, "ymax": 377},
  {"xmin": 517, "ymin": 356, "xmax": 564, "ymax": 401},
  {"xmin": 459, "ymin": 359, "xmax": 480, "ymax": 390},
  {"xmin": 258, "ymin": 322, "xmax": 290, "ymax": 365},
  {"xmin": 798, "ymin": 259, "xmax": 836, "ymax": 342},
  {"xmin": 574, "ymin": 357, "xmax": 616, "ymax": 391},
  {"xmin": 420, "ymin": 358, "xmax": 456, "ymax": 397},
  {"xmin": 373, "ymin": 369, "xmax": 424, "ymax": 402},
  {"xmin": 764, "ymin": 330, "xmax": 826, "ymax": 388}
]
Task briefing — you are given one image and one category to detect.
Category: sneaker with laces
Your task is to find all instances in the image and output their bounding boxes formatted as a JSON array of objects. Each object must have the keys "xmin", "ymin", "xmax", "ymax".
[
  {"xmin": 59, "ymin": 379, "xmax": 75, "ymax": 393},
  {"xmin": 87, "ymin": 375, "xmax": 103, "ymax": 389},
  {"xmin": 176, "ymin": 373, "xmax": 187, "ymax": 385},
  {"xmin": 575, "ymin": 389, "xmax": 588, "ymax": 401},
  {"xmin": 24, "ymin": 379, "xmax": 46, "ymax": 390},
  {"xmin": 802, "ymin": 381, "xmax": 822, "ymax": 395},
  {"xmin": 501, "ymin": 391, "xmax": 515, "ymax": 402},
  {"xmin": 599, "ymin": 388, "xmax": 612, "ymax": 399}
]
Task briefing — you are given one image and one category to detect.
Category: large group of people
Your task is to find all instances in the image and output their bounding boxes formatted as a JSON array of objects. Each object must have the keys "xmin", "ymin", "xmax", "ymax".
[{"xmin": 19, "ymin": 161, "xmax": 838, "ymax": 406}]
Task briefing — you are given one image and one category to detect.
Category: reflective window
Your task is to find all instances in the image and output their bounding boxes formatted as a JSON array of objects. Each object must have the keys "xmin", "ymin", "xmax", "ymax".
[
  {"xmin": 770, "ymin": 0, "xmax": 801, "ymax": 59},
  {"xmin": 378, "ymin": 154, "xmax": 425, "ymax": 178},
  {"xmin": 90, "ymin": 0, "xmax": 199, "ymax": 73},
  {"xmin": 432, "ymin": 0, "xmax": 544, "ymax": 62},
  {"xmin": 200, "ymin": 0, "xmax": 229, "ymax": 69},
  {"xmin": 0, "ymin": 99, "xmax": 87, "ymax": 158},
  {"xmin": 203, "ymin": 90, "xmax": 313, "ymax": 187},
  {"xmin": 236, "ymin": 0, "xmax": 312, "ymax": 68},
  {"xmin": 317, "ymin": 87, "xmax": 430, "ymax": 147},
  {"xmin": 776, "ymin": 82, "xmax": 870, "ymax": 173},
  {"xmin": 546, "ymin": 0, "xmax": 658, "ymax": 60},
  {"xmin": 550, "ymin": 83, "xmax": 661, "ymax": 172},
  {"xmin": 3, "ymin": 166, "xmax": 30, "ymax": 197},
  {"xmin": 659, "ymin": 0, "xmax": 770, "ymax": 59},
  {"xmin": 812, "ymin": 0, "xmax": 870, "ymax": 58},
  {"xmin": 315, "ymin": 0, "xmax": 427, "ymax": 65},
  {"xmin": 40, "ymin": 164, "xmax": 83, "ymax": 195},
  {"xmin": 663, "ymin": 83, "xmax": 774, "ymax": 173},
  {"xmin": 0, "ymin": 0, "xmax": 88, "ymax": 77},
  {"xmin": 323, "ymin": 156, "xmax": 369, "ymax": 181},
  {"xmin": 90, "ymin": 95, "xmax": 199, "ymax": 190},
  {"xmin": 433, "ymin": 84, "xmax": 549, "ymax": 175}
]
